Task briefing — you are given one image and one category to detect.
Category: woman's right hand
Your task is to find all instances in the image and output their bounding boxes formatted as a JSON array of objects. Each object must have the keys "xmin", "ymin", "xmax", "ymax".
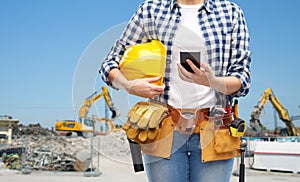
[
  {"xmin": 126, "ymin": 76, "xmax": 165, "ymax": 98},
  {"xmin": 109, "ymin": 68, "xmax": 164, "ymax": 98}
]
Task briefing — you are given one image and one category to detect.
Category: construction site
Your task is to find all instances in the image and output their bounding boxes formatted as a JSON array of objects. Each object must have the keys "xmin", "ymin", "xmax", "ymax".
[
  {"xmin": 0, "ymin": 87, "xmax": 300, "ymax": 182},
  {"xmin": 2, "ymin": 0, "xmax": 300, "ymax": 181}
]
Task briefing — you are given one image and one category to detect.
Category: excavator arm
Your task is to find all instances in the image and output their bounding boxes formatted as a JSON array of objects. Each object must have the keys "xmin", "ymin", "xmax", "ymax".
[
  {"xmin": 56, "ymin": 86, "xmax": 119, "ymax": 137},
  {"xmin": 250, "ymin": 88, "xmax": 299, "ymax": 136},
  {"xmin": 249, "ymin": 88, "xmax": 272, "ymax": 134},
  {"xmin": 269, "ymin": 93, "xmax": 299, "ymax": 136},
  {"xmin": 79, "ymin": 86, "xmax": 117, "ymax": 119}
]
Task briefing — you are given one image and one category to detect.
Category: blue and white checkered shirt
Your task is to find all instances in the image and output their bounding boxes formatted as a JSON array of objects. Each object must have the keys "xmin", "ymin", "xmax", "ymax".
[{"xmin": 100, "ymin": 0, "xmax": 251, "ymax": 105}]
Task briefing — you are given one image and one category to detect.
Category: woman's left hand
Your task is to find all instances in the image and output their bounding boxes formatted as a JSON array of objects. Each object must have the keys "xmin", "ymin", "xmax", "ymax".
[
  {"xmin": 177, "ymin": 59, "xmax": 242, "ymax": 95},
  {"xmin": 177, "ymin": 59, "xmax": 216, "ymax": 87}
]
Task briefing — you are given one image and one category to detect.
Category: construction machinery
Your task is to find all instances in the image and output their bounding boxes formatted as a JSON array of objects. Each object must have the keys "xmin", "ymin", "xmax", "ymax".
[
  {"xmin": 249, "ymin": 88, "xmax": 299, "ymax": 136},
  {"xmin": 55, "ymin": 86, "xmax": 118, "ymax": 137}
]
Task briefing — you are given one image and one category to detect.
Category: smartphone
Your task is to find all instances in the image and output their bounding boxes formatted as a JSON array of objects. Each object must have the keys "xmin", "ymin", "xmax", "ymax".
[{"xmin": 180, "ymin": 52, "xmax": 201, "ymax": 73}]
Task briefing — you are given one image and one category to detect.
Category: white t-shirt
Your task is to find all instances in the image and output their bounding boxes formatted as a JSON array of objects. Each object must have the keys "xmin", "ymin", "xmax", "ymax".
[{"xmin": 169, "ymin": 4, "xmax": 217, "ymax": 109}]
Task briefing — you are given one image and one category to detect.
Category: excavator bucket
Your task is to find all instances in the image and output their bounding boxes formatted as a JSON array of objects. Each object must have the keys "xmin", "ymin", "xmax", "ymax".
[{"xmin": 111, "ymin": 110, "xmax": 117, "ymax": 120}]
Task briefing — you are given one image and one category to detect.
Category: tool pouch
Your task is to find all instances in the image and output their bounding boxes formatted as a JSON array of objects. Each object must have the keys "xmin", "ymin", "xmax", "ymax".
[
  {"xmin": 214, "ymin": 128, "xmax": 241, "ymax": 153},
  {"xmin": 200, "ymin": 117, "xmax": 241, "ymax": 163},
  {"xmin": 140, "ymin": 115, "xmax": 175, "ymax": 158},
  {"xmin": 123, "ymin": 101, "xmax": 175, "ymax": 158}
]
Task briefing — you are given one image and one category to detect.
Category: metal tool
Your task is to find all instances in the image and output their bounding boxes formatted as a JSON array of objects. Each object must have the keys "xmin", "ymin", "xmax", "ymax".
[
  {"xmin": 209, "ymin": 105, "xmax": 226, "ymax": 125},
  {"xmin": 229, "ymin": 118, "xmax": 246, "ymax": 137},
  {"xmin": 127, "ymin": 138, "xmax": 144, "ymax": 172},
  {"xmin": 239, "ymin": 138, "xmax": 247, "ymax": 182}
]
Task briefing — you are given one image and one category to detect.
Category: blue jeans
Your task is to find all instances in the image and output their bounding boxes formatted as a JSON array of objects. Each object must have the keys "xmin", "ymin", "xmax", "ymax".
[{"xmin": 144, "ymin": 131, "xmax": 234, "ymax": 182}]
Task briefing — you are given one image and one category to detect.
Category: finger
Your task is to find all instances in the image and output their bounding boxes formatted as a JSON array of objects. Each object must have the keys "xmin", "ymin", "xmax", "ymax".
[
  {"xmin": 149, "ymin": 83, "xmax": 165, "ymax": 97},
  {"xmin": 186, "ymin": 59, "xmax": 200, "ymax": 73},
  {"xmin": 152, "ymin": 85, "xmax": 165, "ymax": 93},
  {"xmin": 144, "ymin": 75, "xmax": 162, "ymax": 83},
  {"xmin": 177, "ymin": 64, "xmax": 193, "ymax": 82},
  {"xmin": 148, "ymin": 88, "xmax": 164, "ymax": 98},
  {"xmin": 177, "ymin": 65, "xmax": 188, "ymax": 80},
  {"xmin": 153, "ymin": 83, "xmax": 165, "ymax": 90},
  {"xmin": 177, "ymin": 64, "xmax": 186, "ymax": 78},
  {"xmin": 200, "ymin": 62, "xmax": 212, "ymax": 73},
  {"xmin": 177, "ymin": 63, "xmax": 192, "ymax": 77}
]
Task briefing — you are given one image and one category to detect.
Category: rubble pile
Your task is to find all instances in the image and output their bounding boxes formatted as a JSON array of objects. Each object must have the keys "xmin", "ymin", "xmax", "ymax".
[
  {"xmin": 0, "ymin": 160, "xmax": 12, "ymax": 174},
  {"xmin": 0, "ymin": 124, "xmax": 132, "ymax": 172},
  {"xmin": 1, "ymin": 152, "xmax": 21, "ymax": 169},
  {"xmin": 15, "ymin": 123, "xmax": 56, "ymax": 136},
  {"xmin": 21, "ymin": 137, "xmax": 89, "ymax": 171},
  {"xmin": 0, "ymin": 124, "xmax": 91, "ymax": 172}
]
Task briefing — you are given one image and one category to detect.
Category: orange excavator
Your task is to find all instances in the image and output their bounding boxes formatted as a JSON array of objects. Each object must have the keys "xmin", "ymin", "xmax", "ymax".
[{"xmin": 55, "ymin": 86, "xmax": 118, "ymax": 137}]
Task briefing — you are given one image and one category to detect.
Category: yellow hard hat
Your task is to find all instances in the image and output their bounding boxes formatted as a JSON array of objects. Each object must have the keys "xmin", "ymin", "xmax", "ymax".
[{"xmin": 119, "ymin": 40, "xmax": 166, "ymax": 85}]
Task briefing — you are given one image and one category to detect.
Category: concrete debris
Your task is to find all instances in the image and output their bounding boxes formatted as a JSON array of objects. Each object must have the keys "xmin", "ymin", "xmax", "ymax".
[
  {"xmin": 1, "ymin": 152, "xmax": 21, "ymax": 169},
  {"xmin": 0, "ymin": 123, "xmax": 132, "ymax": 172},
  {"xmin": 0, "ymin": 160, "xmax": 15, "ymax": 175},
  {"xmin": 28, "ymin": 149, "xmax": 76, "ymax": 171},
  {"xmin": 15, "ymin": 123, "xmax": 56, "ymax": 137},
  {"xmin": 0, "ymin": 124, "xmax": 91, "ymax": 172}
]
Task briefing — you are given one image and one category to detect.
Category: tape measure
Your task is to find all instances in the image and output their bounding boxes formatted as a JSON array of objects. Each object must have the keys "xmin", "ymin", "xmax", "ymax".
[{"xmin": 229, "ymin": 118, "xmax": 246, "ymax": 137}]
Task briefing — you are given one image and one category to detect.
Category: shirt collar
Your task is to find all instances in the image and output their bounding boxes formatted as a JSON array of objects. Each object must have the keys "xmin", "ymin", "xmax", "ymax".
[
  {"xmin": 203, "ymin": 0, "xmax": 214, "ymax": 13},
  {"xmin": 171, "ymin": 0, "xmax": 179, "ymax": 10},
  {"xmin": 171, "ymin": 0, "xmax": 214, "ymax": 13}
]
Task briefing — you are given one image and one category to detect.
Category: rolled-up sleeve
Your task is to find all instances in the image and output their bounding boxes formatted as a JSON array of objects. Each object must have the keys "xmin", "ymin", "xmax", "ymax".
[
  {"xmin": 99, "ymin": 4, "xmax": 148, "ymax": 87},
  {"xmin": 227, "ymin": 7, "xmax": 251, "ymax": 97},
  {"xmin": 99, "ymin": 39, "xmax": 125, "ymax": 87}
]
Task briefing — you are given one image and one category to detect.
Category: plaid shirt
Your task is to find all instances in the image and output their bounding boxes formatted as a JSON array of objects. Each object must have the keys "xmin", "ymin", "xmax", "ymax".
[{"xmin": 100, "ymin": 0, "xmax": 251, "ymax": 104}]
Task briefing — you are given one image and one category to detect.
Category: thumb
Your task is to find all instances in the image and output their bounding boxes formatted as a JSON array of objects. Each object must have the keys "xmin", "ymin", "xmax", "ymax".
[
  {"xmin": 144, "ymin": 75, "xmax": 162, "ymax": 83},
  {"xmin": 200, "ymin": 63, "xmax": 212, "ymax": 73}
]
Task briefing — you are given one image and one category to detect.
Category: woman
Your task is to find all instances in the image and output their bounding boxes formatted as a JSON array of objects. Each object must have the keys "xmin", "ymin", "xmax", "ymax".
[{"xmin": 100, "ymin": 0, "xmax": 251, "ymax": 181}]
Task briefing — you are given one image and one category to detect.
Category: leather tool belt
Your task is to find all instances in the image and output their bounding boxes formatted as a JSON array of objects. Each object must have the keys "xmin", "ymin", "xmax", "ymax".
[
  {"xmin": 123, "ymin": 101, "xmax": 240, "ymax": 161},
  {"xmin": 168, "ymin": 105, "xmax": 233, "ymax": 134},
  {"xmin": 166, "ymin": 105, "xmax": 241, "ymax": 163}
]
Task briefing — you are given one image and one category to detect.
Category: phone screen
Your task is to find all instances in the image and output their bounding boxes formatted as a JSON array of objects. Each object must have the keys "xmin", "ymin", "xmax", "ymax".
[{"xmin": 180, "ymin": 52, "xmax": 201, "ymax": 73}]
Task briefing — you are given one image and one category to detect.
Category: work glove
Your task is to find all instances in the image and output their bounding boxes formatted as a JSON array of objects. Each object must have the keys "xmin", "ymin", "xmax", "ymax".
[{"xmin": 122, "ymin": 102, "xmax": 168, "ymax": 144}]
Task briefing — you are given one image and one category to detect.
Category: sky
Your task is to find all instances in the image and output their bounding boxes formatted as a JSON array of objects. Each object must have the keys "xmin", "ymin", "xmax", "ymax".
[{"xmin": 1, "ymin": 0, "xmax": 300, "ymax": 131}]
